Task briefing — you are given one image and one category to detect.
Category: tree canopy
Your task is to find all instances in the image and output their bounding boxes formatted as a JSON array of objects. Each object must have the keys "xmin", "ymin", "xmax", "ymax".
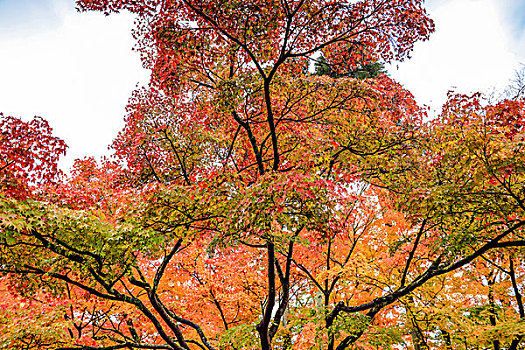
[{"xmin": 1, "ymin": 1, "xmax": 524, "ymax": 350}]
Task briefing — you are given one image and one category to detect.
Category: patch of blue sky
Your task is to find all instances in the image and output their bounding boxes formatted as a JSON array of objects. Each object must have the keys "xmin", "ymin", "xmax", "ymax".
[
  {"xmin": 504, "ymin": 0, "xmax": 525, "ymax": 31},
  {"xmin": 504, "ymin": 0, "xmax": 525, "ymax": 60},
  {"xmin": 0, "ymin": 0, "xmax": 67, "ymax": 37}
]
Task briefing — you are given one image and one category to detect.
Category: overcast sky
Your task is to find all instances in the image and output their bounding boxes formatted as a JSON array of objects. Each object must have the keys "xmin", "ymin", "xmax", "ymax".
[
  {"xmin": 1, "ymin": 0, "xmax": 525, "ymax": 171},
  {"xmin": 389, "ymin": 0, "xmax": 525, "ymax": 113}
]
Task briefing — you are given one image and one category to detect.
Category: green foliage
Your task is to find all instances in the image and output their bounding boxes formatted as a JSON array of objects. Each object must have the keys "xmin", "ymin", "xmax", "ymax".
[
  {"xmin": 218, "ymin": 322, "xmax": 260, "ymax": 349},
  {"xmin": 0, "ymin": 297, "xmax": 71, "ymax": 350}
]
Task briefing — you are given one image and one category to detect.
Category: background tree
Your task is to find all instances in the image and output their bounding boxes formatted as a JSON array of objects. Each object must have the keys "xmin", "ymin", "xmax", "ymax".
[
  {"xmin": 504, "ymin": 63, "xmax": 525, "ymax": 100},
  {"xmin": 313, "ymin": 54, "xmax": 386, "ymax": 79}
]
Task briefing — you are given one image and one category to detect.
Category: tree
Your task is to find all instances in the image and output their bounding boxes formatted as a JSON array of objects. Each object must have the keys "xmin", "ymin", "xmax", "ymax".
[
  {"xmin": 1, "ymin": 1, "xmax": 525, "ymax": 350},
  {"xmin": 504, "ymin": 63, "xmax": 525, "ymax": 100},
  {"xmin": 359, "ymin": 92, "xmax": 525, "ymax": 350},
  {"xmin": 0, "ymin": 114, "xmax": 68, "ymax": 349}
]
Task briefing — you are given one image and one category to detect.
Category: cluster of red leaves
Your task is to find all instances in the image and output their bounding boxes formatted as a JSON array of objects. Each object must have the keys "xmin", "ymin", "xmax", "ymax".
[
  {"xmin": 43, "ymin": 157, "xmax": 128, "ymax": 210},
  {"xmin": 0, "ymin": 114, "xmax": 67, "ymax": 199},
  {"xmin": 441, "ymin": 92, "xmax": 525, "ymax": 139}
]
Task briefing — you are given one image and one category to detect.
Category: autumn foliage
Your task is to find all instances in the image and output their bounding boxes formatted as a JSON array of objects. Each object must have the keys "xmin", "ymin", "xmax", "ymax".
[
  {"xmin": 1, "ymin": 1, "xmax": 524, "ymax": 350},
  {"xmin": 0, "ymin": 114, "xmax": 66, "ymax": 199}
]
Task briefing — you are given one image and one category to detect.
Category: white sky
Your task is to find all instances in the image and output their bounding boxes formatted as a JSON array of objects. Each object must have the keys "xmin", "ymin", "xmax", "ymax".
[
  {"xmin": 1, "ymin": 0, "xmax": 525, "ymax": 171},
  {"xmin": 0, "ymin": 0, "xmax": 149, "ymax": 171},
  {"xmin": 389, "ymin": 0, "xmax": 525, "ymax": 113}
]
